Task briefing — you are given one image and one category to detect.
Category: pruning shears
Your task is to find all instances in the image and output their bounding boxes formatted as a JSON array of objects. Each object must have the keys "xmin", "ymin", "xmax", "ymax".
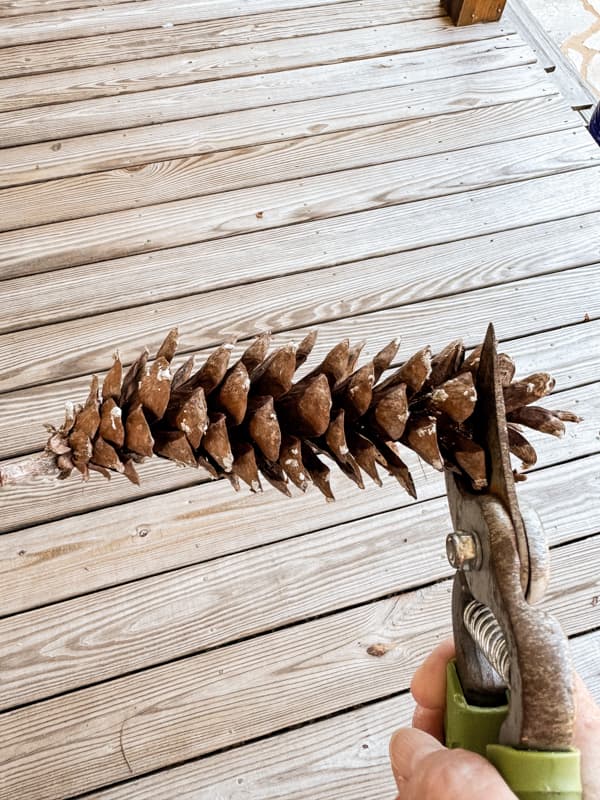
[{"xmin": 443, "ymin": 324, "xmax": 582, "ymax": 799}]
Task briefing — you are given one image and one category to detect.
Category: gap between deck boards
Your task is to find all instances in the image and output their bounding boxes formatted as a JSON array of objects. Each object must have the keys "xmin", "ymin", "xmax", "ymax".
[
  {"xmin": 0, "ymin": 447, "xmax": 597, "ymax": 710},
  {"xmin": 75, "ymin": 629, "xmax": 600, "ymax": 800},
  {"xmin": 0, "ymin": 553, "xmax": 597, "ymax": 799}
]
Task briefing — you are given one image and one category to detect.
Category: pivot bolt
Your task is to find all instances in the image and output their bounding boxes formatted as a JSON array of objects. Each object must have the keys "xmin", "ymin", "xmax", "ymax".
[{"xmin": 446, "ymin": 531, "xmax": 482, "ymax": 571}]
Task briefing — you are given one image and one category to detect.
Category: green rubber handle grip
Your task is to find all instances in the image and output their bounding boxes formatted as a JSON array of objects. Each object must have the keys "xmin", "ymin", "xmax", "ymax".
[{"xmin": 445, "ymin": 661, "xmax": 582, "ymax": 799}]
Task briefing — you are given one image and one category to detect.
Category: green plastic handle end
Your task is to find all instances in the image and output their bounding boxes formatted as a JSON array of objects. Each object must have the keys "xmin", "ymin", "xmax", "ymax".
[
  {"xmin": 487, "ymin": 745, "xmax": 582, "ymax": 800},
  {"xmin": 445, "ymin": 660, "xmax": 582, "ymax": 799},
  {"xmin": 445, "ymin": 659, "xmax": 508, "ymax": 757}
]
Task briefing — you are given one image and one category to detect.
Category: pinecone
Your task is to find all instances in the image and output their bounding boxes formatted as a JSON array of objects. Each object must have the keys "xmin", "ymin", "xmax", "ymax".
[{"xmin": 35, "ymin": 328, "xmax": 580, "ymax": 500}]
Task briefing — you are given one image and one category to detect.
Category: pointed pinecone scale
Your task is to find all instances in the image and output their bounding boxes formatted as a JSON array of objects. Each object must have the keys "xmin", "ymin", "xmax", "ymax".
[{"xmin": 44, "ymin": 328, "xmax": 581, "ymax": 500}]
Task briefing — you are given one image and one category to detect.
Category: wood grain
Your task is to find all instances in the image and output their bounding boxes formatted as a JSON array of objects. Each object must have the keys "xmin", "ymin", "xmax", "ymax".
[
  {"xmin": 0, "ymin": 360, "xmax": 595, "ymax": 535},
  {"xmin": 4, "ymin": 139, "xmax": 600, "ymax": 285},
  {"xmin": 0, "ymin": 0, "xmax": 444, "ymax": 79},
  {"xmin": 0, "ymin": 454, "xmax": 442, "ymax": 616},
  {"xmin": 444, "ymin": 0, "xmax": 506, "ymax": 26},
  {"xmin": 0, "ymin": 0, "xmax": 145, "ymax": 15},
  {"xmin": 0, "ymin": 64, "xmax": 558, "ymax": 187},
  {"xmin": 0, "ymin": 97, "xmax": 580, "ymax": 233},
  {"xmin": 0, "ymin": 319, "xmax": 596, "ymax": 587},
  {"xmin": 0, "ymin": 542, "xmax": 596, "ymax": 800},
  {"xmin": 2, "ymin": 176, "xmax": 600, "ymax": 393},
  {"xmin": 505, "ymin": 2, "xmax": 597, "ymax": 111},
  {"xmin": 1, "ymin": 452, "xmax": 597, "ymax": 709},
  {"xmin": 84, "ymin": 629, "xmax": 600, "ymax": 800},
  {"xmin": 0, "ymin": 36, "xmax": 532, "ymax": 147},
  {"xmin": 0, "ymin": 255, "xmax": 597, "ymax": 457},
  {"xmin": 0, "ymin": 0, "xmax": 366, "ymax": 46},
  {"xmin": 0, "ymin": 9, "xmax": 595, "ymax": 800},
  {"xmin": 571, "ymin": 631, "xmax": 600, "ymax": 699},
  {"xmin": 84, "ymin": 692, "xmax": 413, "ymax": 800},
  {"xmin": 0, "ymin": 18, "xmax": 515, "ymax": 111},
  {"xmin": 4, "ymin": 193, "xmax": 598, "ymax": 339},
  {"xmin": 0, "ymin": 488, "xmax": 456, "ymax": 708}
]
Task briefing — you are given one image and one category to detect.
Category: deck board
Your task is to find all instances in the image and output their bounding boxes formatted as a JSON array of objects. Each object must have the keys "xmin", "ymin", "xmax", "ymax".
[
  {"xmin": 0, "ymin": 1, "xmax": 443, "ymax": 78},
  {"xmin": 4, "ymin": 198, "xmax": 598, "ymax": 334},
  {"xmin": 3, "ymin": 95, "xmax": 577, "ymax": 231},
  {"xmin": 0, "ymin": 65, "xmax": 559, "ymax": 187},
  {"xmin": 4, "ymin": 130, "xmax": 600, "ymax": 281},
  {"xmin": 2, "ymin": 446, "xmax": 597, "ymax": 617},
  {"xmin": 0, "ymin": 0, "xmax": 144, "ymax": 16},
  {"xmin": 1, "ymin": 451, "xmax": 597, "ymax": 710},
  {"xmin": 0, "ymin": 36, "xmax": 533, "ymax": 147},
  {"xmin": 0, "ymin": 545, "xmax": 597, "ymax": 800},
  {"xmin": 1, "ymin": 258, "xmax": 599, "ymax": 398},
  {"xmin": 0, "ymin": 17, "xmax": 515, "ymax": 110},
  {"xmin": 0, "ymin": 0, "xmax": 370, "ymax": 46},
  {"xmin": 0, "ymin": 3, "xmax": 598, "ymax": 797},
  {"xmin": 82, "ymin": 630, "xmax": 600, "ymax": 800},
  {"xmin": 84, "ymin": 691, "xmax": 417, "ymax": 800},
  {"xmin": 1, "ymin": 368, "xmax": 597, "ymax": 533}
]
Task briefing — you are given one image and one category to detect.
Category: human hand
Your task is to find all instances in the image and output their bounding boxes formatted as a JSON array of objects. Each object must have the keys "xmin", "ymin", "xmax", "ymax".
[{"xmin": 389, "ymin": 639, "xmax": 600, "ymax": 799}]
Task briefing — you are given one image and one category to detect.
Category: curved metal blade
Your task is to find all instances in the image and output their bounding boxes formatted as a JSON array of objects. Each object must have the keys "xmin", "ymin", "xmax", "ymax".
[{"xmin": 475, "ymin": 323, "xmax": 529, "ymax": 590}]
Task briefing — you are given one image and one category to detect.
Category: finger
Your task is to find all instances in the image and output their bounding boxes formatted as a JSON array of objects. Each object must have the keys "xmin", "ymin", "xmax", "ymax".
[
  {"xmin": 412, "ymin": 704, "xmax": 445, "ymax": 743},
  {"xmin": 389, "ymin": 727, "xmax": 443, "ymax": 788},
  {"xmin": 410, "ymin": 638, "xmax": 455, "ymax": 710},
  {"xmin": 573, "ymin": 674, "xmax": 600, "ymax": 800},
  {"xmin": 390, "ymin": 728, "xmax": 517, "ymax": 800}
]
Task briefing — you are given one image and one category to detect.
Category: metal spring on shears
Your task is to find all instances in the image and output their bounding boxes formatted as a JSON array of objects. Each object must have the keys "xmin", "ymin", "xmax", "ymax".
[{"xmin": 463, "ymin": 600, "xmax": 510, "ymax": 684}]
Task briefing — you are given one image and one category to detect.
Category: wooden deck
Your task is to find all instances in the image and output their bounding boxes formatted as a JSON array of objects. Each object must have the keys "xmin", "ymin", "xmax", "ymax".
[{"xmin": 0, "ymin": 1, "xmax": 599, "ymax": 797}]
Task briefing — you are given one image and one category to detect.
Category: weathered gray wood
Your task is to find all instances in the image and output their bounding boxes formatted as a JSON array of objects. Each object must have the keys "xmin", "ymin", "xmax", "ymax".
[
  {"xmin": 0, "ymin": 539, "xmax": 595, "ymax": 800},
  {"xmin": 0, "ymin": 257, "xmax": 597, "ymax": 455},
  {"xmin": 1, "ymin": 453, "xmax": 597, "ymax": 710},
  {"xmin": 0, "ymin": 586, "xmax": 450, "ymax": 800},
  {"xmin": 0, "ymin": 64, "xmax": 559, "ymax": 187},
  {"xmin": 0, "ymin": 36, "xmax": 532, "ymax": 147},
  {"xmin": 0, "ymin": 99, "xmax": 580, "ymax": 233},
  {"xmin": 0, "ymin": 0, "xmax": 445, "ymax": 79},
  {"xmin": 0, "ymin": 454, "xmax": 438, "ymax": 615},
  {"xmin": 0, "ymin": 319, "xmax": 595, "ymax": 534},
  {"xmin": 84, "ymin": 693, "xmax": 413, "ymax": 800},
  {"xmin": 0, "ymin": 8, "xmax": 595, "ymax": 800},
  {"xmin": 4, "ymin": 143, "xmax": 600, "ymax": 285},
  {"xmin": 1, "ymin": 202, "xmax": 598, "ymax": 450},
  {"xmin": 0, "ymin": 0, "xmax": 143, "ymax": 15},
  {"xmin": 0, "ymin": 18, "xmax": 515, "ymax": 111},
  {"xmin": 0, "ymin": 34, "xmax": 534, "ymax": 152},
  {"xmin": 0, "ymin": 456, "xmax": 207, "ymax": 535},
  {"xmin": 4, "ymin": 190, "xmax": 597, "ymax": 337},
  {"xmin": 83, "ymin": 631, "xmax": 600, "ymax": 800},
  {"xmin": 2, "ymin": 175, "xmax": 600, "ymax": 393},
  {"xmin": 0, "ymin": 0, "xmax": 366, "ymax": 46},
  {"xmin": 571, "ymin": 631, "xmax": 600, "ymax": 697}
]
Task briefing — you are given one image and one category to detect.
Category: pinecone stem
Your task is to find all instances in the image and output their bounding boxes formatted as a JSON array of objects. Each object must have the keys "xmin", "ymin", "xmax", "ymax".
[{"xmin": 0, "ymin": 452, "xmax": 60, "ymax": 487}]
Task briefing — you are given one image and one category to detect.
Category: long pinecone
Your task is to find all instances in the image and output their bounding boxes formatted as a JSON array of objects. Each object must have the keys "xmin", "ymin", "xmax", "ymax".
[{"xmin": 2, "ymin": 329, "xmax": 580, "ymax": 497}]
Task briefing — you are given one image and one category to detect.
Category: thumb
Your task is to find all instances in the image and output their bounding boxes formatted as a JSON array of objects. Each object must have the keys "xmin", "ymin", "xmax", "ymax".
[{"xmin": 390, "ymin": 728, "xmax": 517, "ymax": 800}]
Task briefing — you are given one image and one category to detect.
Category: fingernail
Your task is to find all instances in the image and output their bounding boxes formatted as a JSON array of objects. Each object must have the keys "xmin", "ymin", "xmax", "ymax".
[
  {"xmin": 390, "ymin": 730, "xmax": 420, "ymax": 776},
  {"xmin": 389, "ymin": 728, "xmax": 442, "ymax": 785}
]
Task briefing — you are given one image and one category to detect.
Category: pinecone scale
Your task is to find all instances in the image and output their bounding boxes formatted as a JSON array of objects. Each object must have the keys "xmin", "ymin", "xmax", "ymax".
[{"xmin": 44, "ymin": 329, "xmax": 581, "ymax": 500}]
